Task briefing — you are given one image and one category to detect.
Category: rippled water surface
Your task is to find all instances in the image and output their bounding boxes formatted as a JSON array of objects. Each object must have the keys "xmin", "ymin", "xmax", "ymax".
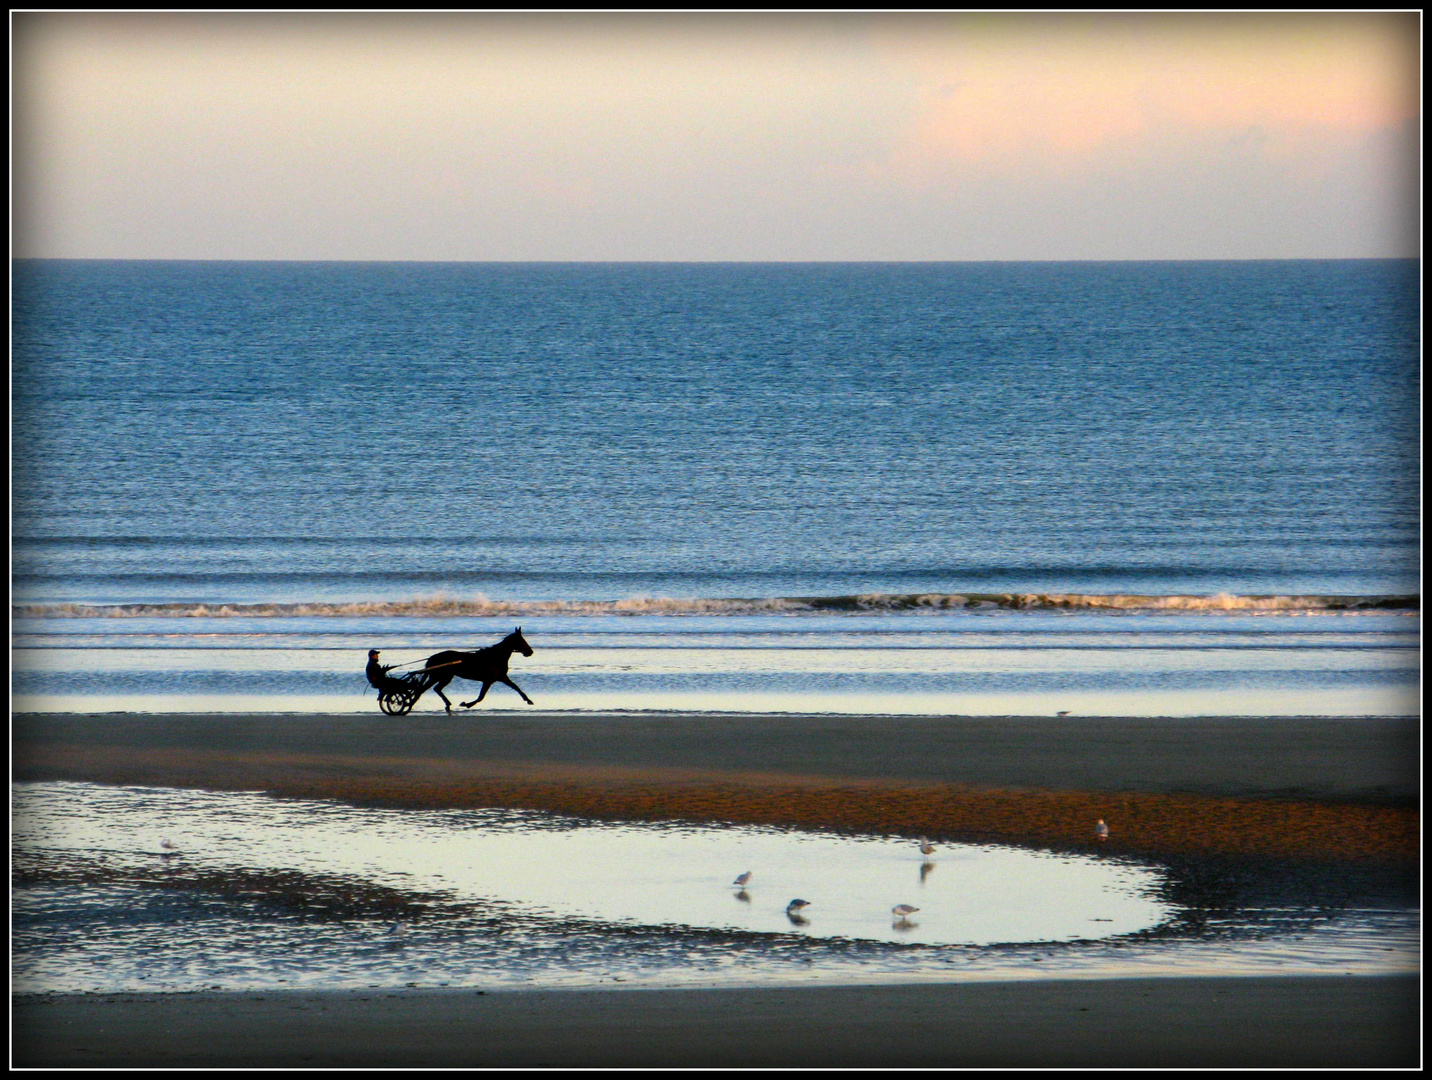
[
  {"xmin": 11, "ymin": 611, "xmax": 1419, "ymax": 717},
  {"xmin": 13, "ymin": 782, "xmax": 1418, "ymax": 993}
]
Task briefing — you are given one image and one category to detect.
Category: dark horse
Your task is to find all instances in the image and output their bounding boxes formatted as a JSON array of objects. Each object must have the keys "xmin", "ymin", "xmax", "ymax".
[{"xmin": 420, "ymin": 627, "xmax": 534, "ymax": 713}]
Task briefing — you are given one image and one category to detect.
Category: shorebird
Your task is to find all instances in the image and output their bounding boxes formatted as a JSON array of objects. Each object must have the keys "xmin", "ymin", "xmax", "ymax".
[
  {"xmin": 918, "ymin": 838, "xmax": 935, "ymax": 856},
  {"xmin": 1057, "ymin": 710, "xmax": 1071, "ymax": 717},
  {"xmin": 892, "ymin": 904, "xmax": 920, "ymax": 918},
  {"xmin": 1095, "ymin": 819, "xmax": 1109, "ymax": 841},
  {"xmin": 159, "ymin": 838, "xmax": 179, "ymax": 858},
  {"xmin": 733, "ymin": 871, "xmax": 752, "ymax": 888},
  {"xmin": 786, "ymin": 899, "xmax": 811, "ymax": 915}
]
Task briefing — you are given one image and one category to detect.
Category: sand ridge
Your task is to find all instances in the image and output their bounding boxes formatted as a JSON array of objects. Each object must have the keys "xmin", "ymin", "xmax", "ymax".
[{"xmin": 14, "ymin": 712, "xmax": 1419, "ymax": 863}]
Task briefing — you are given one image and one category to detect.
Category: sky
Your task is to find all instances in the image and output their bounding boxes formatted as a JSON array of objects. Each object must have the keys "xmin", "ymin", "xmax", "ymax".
[{"xmin": 12, "ymin": 11, "xmax": 1421, "ymax": 261}]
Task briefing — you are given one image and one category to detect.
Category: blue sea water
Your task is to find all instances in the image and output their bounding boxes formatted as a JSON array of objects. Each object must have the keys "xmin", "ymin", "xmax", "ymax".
[
  {"xmin": 11, "ymin": 263, "xmax": 1421, "ymax": 996},
  {"xmin": 11, "ymin": 260, "xmax": 1421, "ymax": 715}
]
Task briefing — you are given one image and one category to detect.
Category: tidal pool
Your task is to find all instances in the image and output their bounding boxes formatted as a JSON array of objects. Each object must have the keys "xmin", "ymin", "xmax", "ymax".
[
  {"xmin": 12, "ymin": 781, "xmax": 1418, "ymax": 994},
  {"xmin": 13, "ymin": 781, "xmax": 1170, "ymax": 947}
]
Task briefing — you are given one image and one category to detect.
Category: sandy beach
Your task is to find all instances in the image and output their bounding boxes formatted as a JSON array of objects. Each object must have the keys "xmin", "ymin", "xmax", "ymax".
[
  {"xmin": 15, "ymin": 712, "xmax": 1418, "ymax": 800},
  {"xmin": 13, "ymin": 710, "xmax": 1420, "ymax": 1067},
  {"xmin": 13, "ymin": 712, "xmax": 1418, "ymax": 860},
  {"xmin": 13, "ymin": 976, "xmax": 1420, "ymax": 1067}
]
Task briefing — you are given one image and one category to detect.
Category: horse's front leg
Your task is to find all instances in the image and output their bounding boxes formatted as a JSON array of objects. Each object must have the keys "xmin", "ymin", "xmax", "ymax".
[
  {"xmin": 501, "ymin": 676, "xmax": 535, "ymax": 705},
  {"xmin": 460, "ymin": 682, "xmax": 492, "ymax": 709}
]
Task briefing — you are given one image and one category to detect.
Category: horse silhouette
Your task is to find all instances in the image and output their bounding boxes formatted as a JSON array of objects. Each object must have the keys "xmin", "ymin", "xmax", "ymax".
[{"xmin": 419, "ymin": 627, "xmax": 534, "ymax": 713}]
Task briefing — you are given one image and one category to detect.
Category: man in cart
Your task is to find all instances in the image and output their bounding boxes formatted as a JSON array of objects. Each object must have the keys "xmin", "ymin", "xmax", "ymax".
[{"xmin": 365, "ymin": 648, "xmax": 408, "ymax": 697}]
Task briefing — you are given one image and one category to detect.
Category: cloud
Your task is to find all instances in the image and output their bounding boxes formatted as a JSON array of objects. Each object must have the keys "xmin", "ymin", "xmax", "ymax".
[
  {"xmin": 12, "ymin": 12, "xmax": 1420, "ymax": 260},
  {"xmin": 868, "ymin": 13, "xmax": 1419, "ymax": 188}
]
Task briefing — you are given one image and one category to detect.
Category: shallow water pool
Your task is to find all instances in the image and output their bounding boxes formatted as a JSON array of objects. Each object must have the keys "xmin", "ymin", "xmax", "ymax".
[{"xmin": 12, "ymin": 781, "xmax": 1418, "ymax": 993}]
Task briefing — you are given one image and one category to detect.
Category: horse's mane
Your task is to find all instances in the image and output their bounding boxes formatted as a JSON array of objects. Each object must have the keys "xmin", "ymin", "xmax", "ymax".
[{"xmin": 473, "ymin": 630, "xmax": 520, "ymax": 655}]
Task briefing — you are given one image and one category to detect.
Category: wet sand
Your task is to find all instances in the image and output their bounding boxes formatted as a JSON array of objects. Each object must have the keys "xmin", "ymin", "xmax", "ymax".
[
  {"xmin": 13, "ymin": 712, "xmax": 1419, "ymax": 861},
  {"xmin": 13, "ymin": 712, "xmax": 1419, "ymax": 802},
  {"xmin": 13, "ymin": 711, "xmax": 1420, "ymax": 1067},
  {"xmin": 13, "ymin": 976, "xmax": 1420, "ymax": 1067}
]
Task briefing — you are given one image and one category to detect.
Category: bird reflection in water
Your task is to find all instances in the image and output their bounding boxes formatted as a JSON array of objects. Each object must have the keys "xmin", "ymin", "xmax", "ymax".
[
  {"xmin": 734, "ymin": 889, "xmax": 751, "ymax": 904},
  {"xmin": 919, "ymin": 860, "xmax": 935, "ymax": 885}
]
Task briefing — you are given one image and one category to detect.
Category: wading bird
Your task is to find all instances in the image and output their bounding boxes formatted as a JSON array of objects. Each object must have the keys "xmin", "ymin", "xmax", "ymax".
[
  {"xmin": 733, "ymin": 871, "xmax": 752, "ymax": 887},
  {"xmin": 892, "ymin": 904, "xmax": 920, "ymax": 918},
  {"xmin": 786, "ymin": 899, "xmax": 811, "ymax": 915},
  {"xmin": 1096, "ymin": 819, "xmax": 1109, "ymax": 841},
  {"xmin": 918, "ymin": 838, "xmax": 935, "ymax": 856}
]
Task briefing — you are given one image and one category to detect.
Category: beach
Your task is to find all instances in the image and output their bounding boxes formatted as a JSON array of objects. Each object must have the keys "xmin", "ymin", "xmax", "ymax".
[
  {"xmin": 12, "ymin": 710, "xmax": 1419, "ymax": 1067},
  {"xmin": 13, "ymin": 712, "xmax": 1418, "ymax": 859},
  {"xmin": 13, "ymin": 976, "xmax": 1420, "ymax": 1067}
]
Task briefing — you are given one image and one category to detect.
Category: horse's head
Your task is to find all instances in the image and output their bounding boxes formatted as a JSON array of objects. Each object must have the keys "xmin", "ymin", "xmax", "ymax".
[{"xmin": 510, "ymin": 626, "xmax": 533, "ymax": 657}]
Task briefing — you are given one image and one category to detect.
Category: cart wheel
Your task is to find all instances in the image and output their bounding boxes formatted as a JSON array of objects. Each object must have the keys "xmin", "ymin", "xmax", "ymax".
[{"xmin": 378, "ymin": 689, "xmax": 415, "ymax": 717}]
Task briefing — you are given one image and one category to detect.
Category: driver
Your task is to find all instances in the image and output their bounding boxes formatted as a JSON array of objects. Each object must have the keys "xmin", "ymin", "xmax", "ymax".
[{"xmin": 366, "ymin": 649, "xmax": 403, "ymax": 695}]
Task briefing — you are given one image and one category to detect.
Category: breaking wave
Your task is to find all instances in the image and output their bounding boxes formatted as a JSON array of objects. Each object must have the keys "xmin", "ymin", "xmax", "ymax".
[{"xmin": 11, "ymin": 592, "xmax": 1420, "ymax": 619}]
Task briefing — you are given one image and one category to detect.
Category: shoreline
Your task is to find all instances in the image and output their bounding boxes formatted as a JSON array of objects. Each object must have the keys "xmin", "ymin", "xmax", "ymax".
[{"xmin": 13, "ymin": 976, "xmax": 1421, "ymax": 1067}]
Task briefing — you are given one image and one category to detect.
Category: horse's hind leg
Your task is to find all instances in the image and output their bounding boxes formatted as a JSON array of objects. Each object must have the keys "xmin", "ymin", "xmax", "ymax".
[
  {"xmin": 501, "ymin": 676, "xmax": 534, "ymax": 705},
  {"xmin": 460, "ymin": 682, "xmax": 493, "ymax": 709},
  {"xmin": 431, "ymin": 677, "xmax": 456, "ymax": 714}
]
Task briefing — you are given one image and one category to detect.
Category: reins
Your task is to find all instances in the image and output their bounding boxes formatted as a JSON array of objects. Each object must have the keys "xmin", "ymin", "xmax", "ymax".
[
  {"xmin": 383, "ymin": 634, "xmax": 527, "ymax": 677},
  {"xmin": 387, "ymin": 648, "xmax": 508, "ymax": 676}
]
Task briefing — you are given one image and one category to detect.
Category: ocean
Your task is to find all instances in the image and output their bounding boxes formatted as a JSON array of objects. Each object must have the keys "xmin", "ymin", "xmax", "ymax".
[
  {"xmin": 10, "ymin": 260, "xmax": 1421, "ymax": 995},
  {"xmin": 11, "ymin": 259, "xmax": 1421, "ymax": 717}
]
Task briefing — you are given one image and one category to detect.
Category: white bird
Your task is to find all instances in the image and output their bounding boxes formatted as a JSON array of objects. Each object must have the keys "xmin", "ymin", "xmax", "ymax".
[
  {"xmin": 892, "ymin": 904, "xmax": 920, "ymax": 918},
  {"xmin": 786, "ymin": 899, "xmax": 811, "ymax": 914},
  {"xmin": 918, "ymin": 837, "xmax": 935, "ymax": 856},
  {"xmin": 733, "ymin": 871, "xmax": 752, "ymax": 887},
  {"xmin": 158, "ymin": 838, "xmax": 179, "ymax": 858},
  {"xmin": 1095, "ymin": 819, "xmax": 1109, "ymax": 841}
]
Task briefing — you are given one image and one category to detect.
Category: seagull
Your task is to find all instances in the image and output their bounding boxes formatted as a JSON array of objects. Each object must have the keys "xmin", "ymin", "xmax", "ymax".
[
  {"xmin": 786, "ymin": 899, "xmax": 811, "ymax": 915},
  {"xmin": 892, "ymin": 904, "xmax": 920, "ymax": 918},
  {"xmin": 1095, "ymin": 819, "xmax": 1109, "ymax": 841},
  {"xmin": 158, "ymin": 838, "xmax": 179, "ymax": 859},
  {"xmin": 1057, "ymin": 710, "xmax": 1071, "ymax": 717},
  {"xmin": 918, "ymin": 838, "xmax": 935, "ymax": 856},
  {"xmin": 733, "ymin": 871, "xmax": 752, "ymax": 887}
]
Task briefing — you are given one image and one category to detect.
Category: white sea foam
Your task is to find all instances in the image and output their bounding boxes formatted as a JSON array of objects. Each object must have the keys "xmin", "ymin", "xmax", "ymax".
[{"xmin": 11, "ymin": 591, "xmax": 1418, "ymax": 619}]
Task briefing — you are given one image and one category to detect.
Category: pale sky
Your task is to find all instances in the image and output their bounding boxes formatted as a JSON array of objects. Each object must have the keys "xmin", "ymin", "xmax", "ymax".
[{"xmin": 12, "ymin": 12, "xmax": 1421, "ymax": 261}]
